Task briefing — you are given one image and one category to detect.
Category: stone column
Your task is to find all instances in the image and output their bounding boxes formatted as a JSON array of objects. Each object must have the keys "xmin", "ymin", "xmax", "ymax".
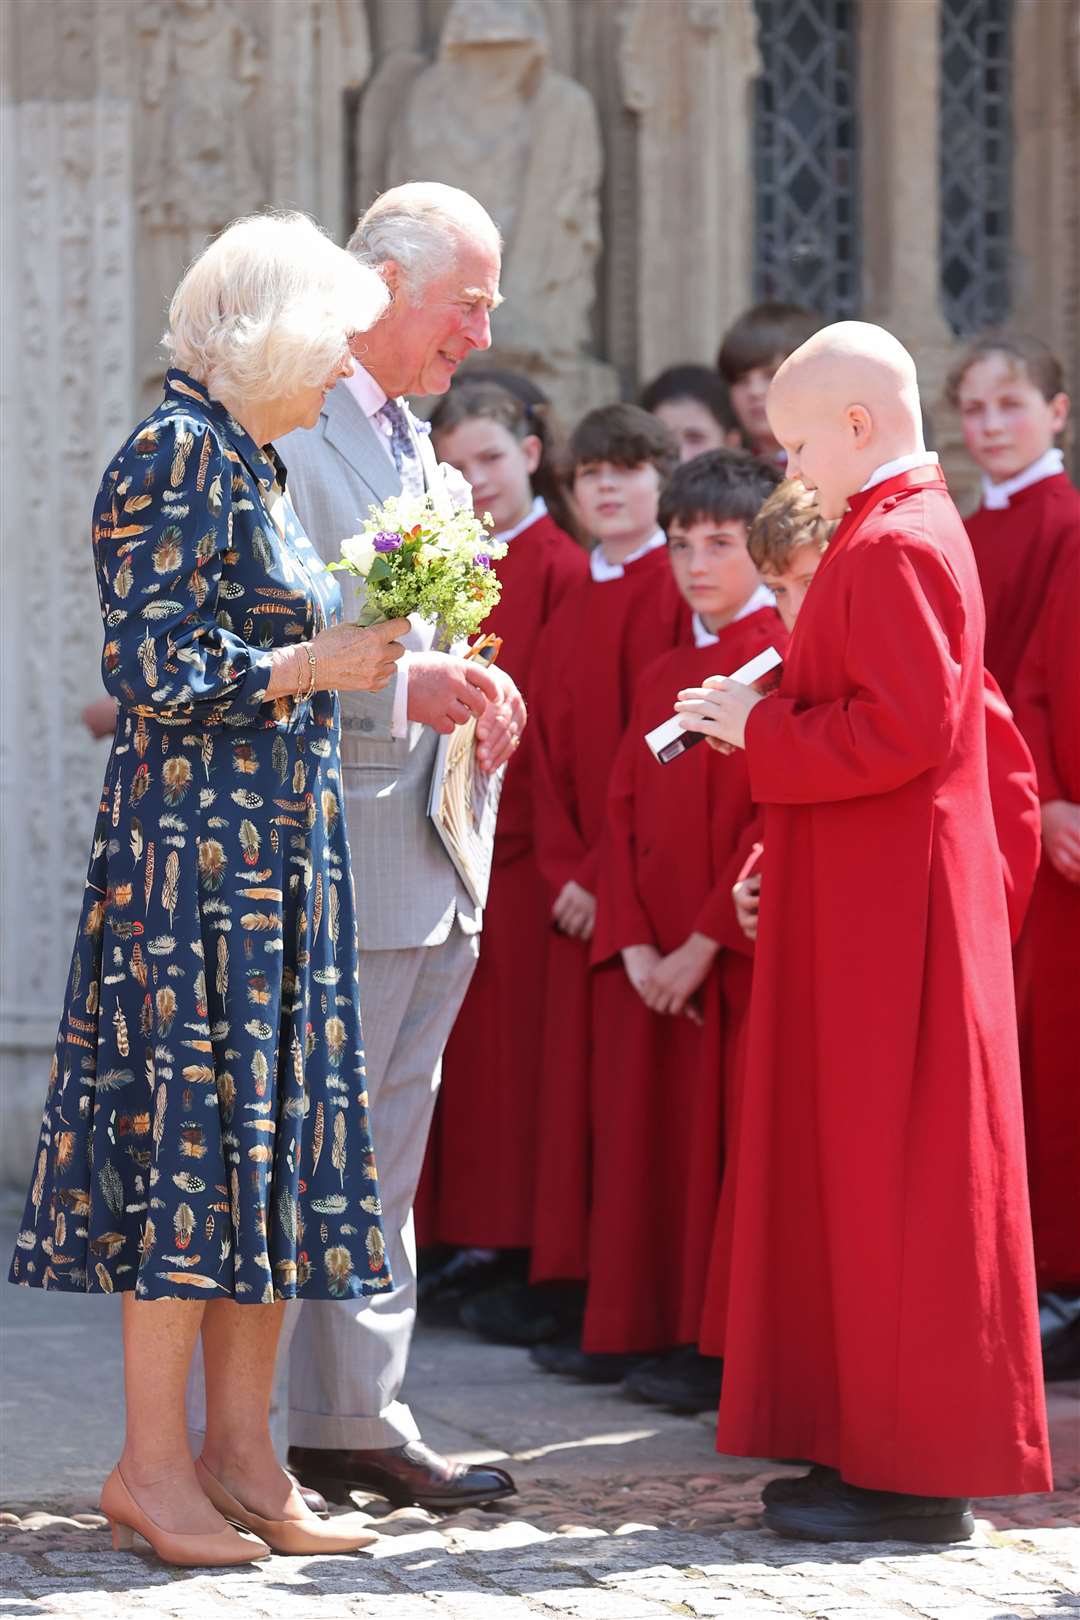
[
  {"xmin": 1012, "ymin": 0, "xmax": 1080, "ymax": 477},
  {"xmin": 621, "ymin": 0, "xmax": 759, "ymax": 383},
  {"xmin": 0, "ymin": 0, "xmax": 137, "ymax": 1185},
  {"xmin": 858, "ymin": 0, "xmax": 975, "ymax": 502}
]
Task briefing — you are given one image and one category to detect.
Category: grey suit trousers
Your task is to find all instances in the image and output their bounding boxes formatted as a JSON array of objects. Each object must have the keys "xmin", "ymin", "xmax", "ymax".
[{"xmin": 185, "ymin": 927, "xmax": 478, "ymax": 1449}]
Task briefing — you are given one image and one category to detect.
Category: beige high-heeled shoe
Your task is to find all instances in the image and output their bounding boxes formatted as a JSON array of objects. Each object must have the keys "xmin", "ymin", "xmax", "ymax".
[
  {"xmin": 195, "ymin": 1457, "xmax": 378, "ymax": 1554},
  {"xmin": 99, "ymin": 1467, "xmax": 271, "ymax": 1567}
]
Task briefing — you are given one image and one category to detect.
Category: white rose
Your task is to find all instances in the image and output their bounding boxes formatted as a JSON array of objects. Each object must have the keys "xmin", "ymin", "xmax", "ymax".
[
  {"xmin": 438, "ymin": 461, "xmax": 474, "ymax": 513},
  {"xmin": 340, "ymin": 533, "xmax": 377, "ymax": 577}
]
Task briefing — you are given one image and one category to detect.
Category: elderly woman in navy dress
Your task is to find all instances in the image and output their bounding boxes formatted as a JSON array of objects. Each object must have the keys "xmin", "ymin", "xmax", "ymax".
[{"xmin": 8, "ymin": 213, "xmax": 410, "ymax": 1564}]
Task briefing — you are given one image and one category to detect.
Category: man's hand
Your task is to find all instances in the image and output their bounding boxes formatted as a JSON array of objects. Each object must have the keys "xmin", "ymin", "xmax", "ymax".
[
  {"xmin": 732, "ymin": 871, "xmax": 762, "ymax": 941},
  {"xmin": 1042, "ymin": 799, "xmax": 1080, "ymax": 884},
  {"xmin": 642, "ymin": 932, "xmax": 718, "ymax": 1021},
  {"xmin": 406, "ymin": 651, "xmax": 497, "ymax": 734},
  {"xmin": 552, "ymin": 880, "xmax": 596, "ymax": 940},
  {"xmin": 476, "ymin": 664, "xmax": 527, "ymax": 773},
  {"xmin": 622, "ymin": 943, "xmax": 661, "ymax": 1003},
  {"xmin": 674, "ymin": 676, "xmax": 764, "ymax": 752}
]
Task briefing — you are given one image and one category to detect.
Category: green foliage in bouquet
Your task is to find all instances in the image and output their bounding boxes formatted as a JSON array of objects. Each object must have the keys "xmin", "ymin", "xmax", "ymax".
[{"xmin": 329, "ymin": 493, "xmax": 507, "ymax": 643}]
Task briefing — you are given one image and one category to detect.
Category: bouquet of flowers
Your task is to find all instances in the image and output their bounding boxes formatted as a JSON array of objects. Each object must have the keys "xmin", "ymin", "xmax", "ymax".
[{"xmin": 330, "ymin": 492, "xmax": 507, "ymax": 643}]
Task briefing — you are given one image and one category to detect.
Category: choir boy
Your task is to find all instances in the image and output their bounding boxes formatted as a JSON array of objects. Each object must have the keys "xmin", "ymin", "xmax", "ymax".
[
  {"xmin": 717, "ymin": 302, "xmax": 822, "ymax": 464},
  {"xmin": 540, "ymin": 451, "xmax": 786, "ymax": 1395},
  {"xmin": 461, "ymin": 404, "xmax": 687, "ymax": 1346},
  {"xmin": 677, "ymin": 322, "xmax": 1051, "ymax": 1542},
  {"xmin": 1012, "ymin": 545, "xmax": 1080, "ymax": 1316},
  {"xmin": 949, "ymin": 334, "xmax": 1079, "ymax": 704}
]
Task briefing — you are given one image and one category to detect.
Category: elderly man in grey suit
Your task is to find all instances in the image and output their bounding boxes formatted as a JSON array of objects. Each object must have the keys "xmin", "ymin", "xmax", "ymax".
[
  {"xmin": 282, "ymin": 184, "xmax": 526, "ymax": 1511},
  {"xmin": 187, "ymin": 184, "xmax": 524, "ymax": 1512}
]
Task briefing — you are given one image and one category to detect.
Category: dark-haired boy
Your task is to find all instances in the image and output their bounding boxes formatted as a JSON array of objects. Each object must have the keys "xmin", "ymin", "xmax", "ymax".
[
  {"xmin": 462, "ymin": 405, "xmax": 688, "ymax": 1347},
  {"xmin": 717, "ymin": 302, "xmax": 823, "ymax": 464},
  {"xmin": 539, "ymin": 450, "xmax": 788, "ymax": 1394}
]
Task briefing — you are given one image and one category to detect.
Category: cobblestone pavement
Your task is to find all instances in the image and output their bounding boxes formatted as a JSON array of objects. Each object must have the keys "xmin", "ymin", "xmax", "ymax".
[{"xmin": 2, "ymin": 1197, "xmax": 1078, "ymax": 1618}]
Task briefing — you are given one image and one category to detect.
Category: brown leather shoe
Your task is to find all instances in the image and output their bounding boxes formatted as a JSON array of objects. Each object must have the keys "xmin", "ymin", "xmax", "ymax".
[
  {"xmin": 286, "ymin": 1471, "xmax": 329, "ymax": 1519},
  {"xmin": 287, "ymin": 1440, "xmax": 516, "ymax": 1511}
]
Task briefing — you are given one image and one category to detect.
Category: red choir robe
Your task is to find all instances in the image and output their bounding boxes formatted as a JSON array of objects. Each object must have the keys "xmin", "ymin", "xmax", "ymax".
[
  {"xmin": 419, "ymin": 509, "xmax": 588, "ymax": 1247},
  {"xmin": 1011, "ymin": 542, "xmax": 1080, "ymax": 1290},
  {"xmin": 966, "ymin": 470, "xmax": 1080, "ymax": 705},
  {"xmin": 699, "ymin": 674, "xmax": 1042, "ymax": 1360},
  {"xmin": 715, "ymin": 465, "xmax": 1051, "ymax": 1497},
  {"xmin": 528, "ymin": 543, "xmax": 690, "ymax": 1282},
  {"xmin": 584, "ymin": 607, "xmax": 786, "ymax": 1354}
]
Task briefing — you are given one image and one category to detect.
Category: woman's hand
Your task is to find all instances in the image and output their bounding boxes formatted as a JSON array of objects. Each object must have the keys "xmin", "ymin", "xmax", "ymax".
[
  {"xmin": 310, "ymin": 619, "xmax": 411, "ymax": 694},
  {"xmin": 641, "ymin": 933, "xmax": 717, "ymax": 1021}
]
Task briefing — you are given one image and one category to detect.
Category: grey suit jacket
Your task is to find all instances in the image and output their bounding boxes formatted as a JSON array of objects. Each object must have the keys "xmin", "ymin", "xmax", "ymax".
[{"xmin": 277, "ymin": 383, "xmax": 480, "ymax": 952}]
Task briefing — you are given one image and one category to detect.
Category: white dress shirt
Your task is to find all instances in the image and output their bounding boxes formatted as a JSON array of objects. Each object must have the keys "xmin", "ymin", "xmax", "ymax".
[
  {"xmin": 980, "ymin": 447, "xmax": 1065, "ymax": 511},
  {"xmin": 859, "ymin": 451, "xmax": 940, "ymax": 492},
  {"xmin": 495, "ymin": 494, "xmax": 547, "ymax": 544},
  {"xmin": 589, "ymin": 528, "xmax": 667, "ymax": 583},
  {"xmin": 692, "ymin": 582, "xmax": 777, "ymax": 648}
]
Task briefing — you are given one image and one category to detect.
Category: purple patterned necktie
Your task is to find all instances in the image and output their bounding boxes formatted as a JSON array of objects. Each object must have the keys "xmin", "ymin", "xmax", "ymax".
[{"xmin": 375, "ymin": 398, "xmax": 425, "ymax": 499}]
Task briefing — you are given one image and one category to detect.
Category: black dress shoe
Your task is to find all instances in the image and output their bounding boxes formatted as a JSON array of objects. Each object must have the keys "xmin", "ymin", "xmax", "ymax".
[
  {"xmin": 529, "ymin": 1342, "xmax": 650, "ymax": 1383},
  {"xmin": 460, "ymin": 1281, "xmax": 586, "ymax": 1346},
  {"xmin": 418, "ymin": 1247, "xmax": 530, "ymax": 1325},
  {"xmin": 1041, "ymin": 1291, "xmax": 1080, "ymax": 1382},
  {"xmin": 761, "ymin": 1464, "xmax": 840, "ymax": 1506},
  {"xmin": 622, "ymin": 1346, "xmax": 723, "ymax": 1413},
  {"xmin": 763, "ymin": 1471, "xmax": 974, "ymax": 1543},
  {"xmin": 287, "ymin": 1441, "xmax": 516, "ymax": 1512}
]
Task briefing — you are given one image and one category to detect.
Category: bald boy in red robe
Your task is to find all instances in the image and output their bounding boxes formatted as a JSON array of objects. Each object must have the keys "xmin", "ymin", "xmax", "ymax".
[{"xmin": 677, "ymin": 323, "xmax": 1051, "ymax": 1543}]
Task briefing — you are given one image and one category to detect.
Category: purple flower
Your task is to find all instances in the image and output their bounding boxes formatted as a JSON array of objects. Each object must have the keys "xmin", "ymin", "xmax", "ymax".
[
  {"xmin": 373, "ymin": 530, "xmax": 402, "ymax": 553},
  {"xmin": 473, "ymin": 553, "xmax": 492, "ymax": 570}
]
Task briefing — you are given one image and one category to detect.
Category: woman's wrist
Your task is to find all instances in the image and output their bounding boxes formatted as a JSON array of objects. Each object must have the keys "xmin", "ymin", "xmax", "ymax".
[{"xmin": 264, "ymin": 643, "xmax": 311, "ymax": 702}]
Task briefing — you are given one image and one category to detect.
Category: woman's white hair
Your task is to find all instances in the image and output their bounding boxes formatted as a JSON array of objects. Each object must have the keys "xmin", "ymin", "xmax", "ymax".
[
  {"xmin": 347, "ymin": 182, "xmax": 501, "ymax": 296},
  {"xmin": 165, "ymin": 211, "xmax": 390, "ymax": 407}
]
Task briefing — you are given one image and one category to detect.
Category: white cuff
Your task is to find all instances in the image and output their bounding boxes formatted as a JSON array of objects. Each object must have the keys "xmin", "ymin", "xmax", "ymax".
[{"xmin": 390, "ymin": 652, "xmax": 411, "ymax": 739}]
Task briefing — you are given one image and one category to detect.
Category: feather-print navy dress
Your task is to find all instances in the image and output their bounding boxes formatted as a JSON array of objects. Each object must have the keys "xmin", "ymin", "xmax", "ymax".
[{"xmin": 9, "ymin": 370, "xmax": 392, "ymax": 1304}]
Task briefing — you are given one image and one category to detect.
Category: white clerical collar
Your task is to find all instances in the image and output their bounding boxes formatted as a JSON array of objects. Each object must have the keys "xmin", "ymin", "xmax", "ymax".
[
  {"xmin": 341, "ymin": 361, "xmax": 388, "ymax": 419},
  {"xmin": 981, "ymin": 448, "xmax": 1065, "ymax": 511},
  {"xmin": 495, "ymin": 495, "xmax": 547, "ymax": 544},
  {"xmin": 859, "ymin": 451, "xmax": 940, "ymax": 492},
  {"xmin": 692, "ymin": 583, "xmax": 776, "ymax": 648},
  {"xmin": 589, "ymin": 528, "xmax": 667, "ymax": 583}
]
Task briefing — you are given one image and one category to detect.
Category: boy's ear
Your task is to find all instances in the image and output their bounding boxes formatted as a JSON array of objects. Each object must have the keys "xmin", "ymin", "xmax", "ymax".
[
  {"xmin": 1049, "ymin": 392, "xmax": 1070, "ymax": 435},
  {"xmin": 847, "ymin": 404, "xmax": 873, "ymax": 447},
  {"xmin": 521, "ymin": 433, "xmax": 543, "ymax": 476}
]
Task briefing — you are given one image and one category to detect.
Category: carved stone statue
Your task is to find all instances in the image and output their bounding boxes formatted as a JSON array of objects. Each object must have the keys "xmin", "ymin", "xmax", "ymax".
[
  {"xmin": 381, "ymin": 0, "xmax": 615, "ymax": 414},
  {"xmin": 137, "ymin": 0, "xmax": 264, "ymax": 238}
]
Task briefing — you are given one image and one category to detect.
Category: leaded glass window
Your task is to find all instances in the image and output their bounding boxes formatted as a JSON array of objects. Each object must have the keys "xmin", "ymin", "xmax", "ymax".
[
  {"xmin": 752, "ymin": 0, "xmax": 861, "ymax": 317},
  {"xmin": 939, "ymin": 0, "xmax": 1013, "ymax": 335}
]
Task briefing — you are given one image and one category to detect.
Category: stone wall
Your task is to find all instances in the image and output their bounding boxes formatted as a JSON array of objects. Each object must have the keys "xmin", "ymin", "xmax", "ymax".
[{"xmin": 1, "ymin": 0, "xmax": 1078, "ymax": 1184}]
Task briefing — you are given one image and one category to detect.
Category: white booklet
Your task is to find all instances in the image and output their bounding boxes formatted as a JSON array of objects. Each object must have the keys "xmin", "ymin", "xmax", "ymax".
[
  {"xmin": 645, "ymin": 644, "xmax": 784, "ymax": 765},
  {"xmin": 427, "ymin": 717, "xmax": 506, "ymax": 909}
]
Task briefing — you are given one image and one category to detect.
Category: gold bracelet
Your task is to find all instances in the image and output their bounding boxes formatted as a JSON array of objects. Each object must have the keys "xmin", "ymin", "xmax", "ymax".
[
  {"xmin": 301, "ymin": 644, "xmax": 317, "ymax": 702},
  {"xmin": 294, "ymin": 645, "xmax": 307, "ymax": 704}
]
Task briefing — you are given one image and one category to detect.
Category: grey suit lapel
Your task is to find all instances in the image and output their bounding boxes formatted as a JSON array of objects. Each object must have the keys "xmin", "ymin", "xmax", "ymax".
[{"xmin": 322, "ymin": 383, "xmax": 400, "ymax": 507}]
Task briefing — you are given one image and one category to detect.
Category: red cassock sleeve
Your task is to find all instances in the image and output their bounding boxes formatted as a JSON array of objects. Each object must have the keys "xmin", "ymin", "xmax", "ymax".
[
  {"xmin": 529, "ymin": 617, "xmax": 591, "ymax": 895},
  {"xmin": 592, "ymin": 715, "xmax": 658, "ymax": 960},
  {"xmin": 983, "ymin": 670, "xmax": 1041, "ymax": 944},
  {"xmin": 746, "ymin": 535, "xmax": 962, "ymax": 804},
  {"xmin": 693, "ymin": 815, "xmax": 763, "ymax": 956},
  {"xmin": 1010, "ymin": 544, "xmax": 1080, "ymax": 807}
]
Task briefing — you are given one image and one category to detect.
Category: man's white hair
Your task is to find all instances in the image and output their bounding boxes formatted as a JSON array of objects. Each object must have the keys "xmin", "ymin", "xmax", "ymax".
[
  {"xmin": 165, "ymin": 211, "xmax": 389, "ymax": 408},
  {"xmin": 347, "ymin": 182, "xmax": 501, "ymax": 295}
]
